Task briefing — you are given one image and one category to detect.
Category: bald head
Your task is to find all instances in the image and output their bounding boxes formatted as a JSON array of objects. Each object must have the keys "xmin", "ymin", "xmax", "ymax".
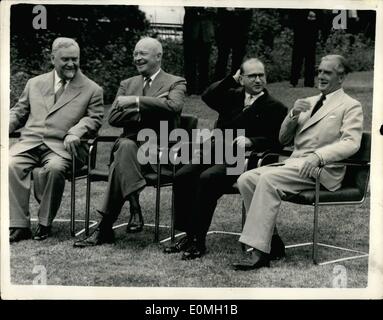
[{"xmin": 133, "ymin": 37, "xmax": 163, "ymax": 77}]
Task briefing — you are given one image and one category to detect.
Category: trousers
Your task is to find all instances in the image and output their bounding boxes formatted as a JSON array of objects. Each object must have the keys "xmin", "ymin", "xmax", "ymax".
[
  {"xmin": 9, "ymin": 144, "xmax": 71, "ymax": 228},
  {"xmin": 237, "ymin": 163, "xmax": 316, "ymax": 253}
]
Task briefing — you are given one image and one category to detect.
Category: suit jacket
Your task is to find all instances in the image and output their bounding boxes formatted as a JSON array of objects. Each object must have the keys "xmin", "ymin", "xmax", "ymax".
[
  {"xmin": 9, "ymin": 70, "xmax": 104, "ymax": 161},
  {"xmin": 279, "ymin": 88, "xmax": 364, "ymax": 191},
  {"xmin": 108, "ymin": 69, "xmax": 186, "ymax": 171},
  {"xmin": 202, "ymin": 76, "xmax": 287, "ymax": 151},
  {"xmin": 108, "ymin": 69, "xmax": 186, "ymax": 135}
]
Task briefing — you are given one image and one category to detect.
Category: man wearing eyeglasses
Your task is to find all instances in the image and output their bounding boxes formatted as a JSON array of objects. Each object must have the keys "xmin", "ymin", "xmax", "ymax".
[{"xmin": 165, "ymin": 58, "xmax": 287, "ymax": 260}]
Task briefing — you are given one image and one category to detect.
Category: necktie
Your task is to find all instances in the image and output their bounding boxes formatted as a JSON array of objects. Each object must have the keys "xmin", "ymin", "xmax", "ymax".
[
  {"xmin": 143, "ymin": 78, "xmax": 151, "ymax": 96},
  {"xmin": 310, "ymin": 94, "xmax": 326, "ymax": 117},
  {"xmin": 243, "ymin": 94, "xmax": 254, "ymax": 111},
  {"xmin": 55, "ymin": 79, "xmax": 66, "ymax": 103}
]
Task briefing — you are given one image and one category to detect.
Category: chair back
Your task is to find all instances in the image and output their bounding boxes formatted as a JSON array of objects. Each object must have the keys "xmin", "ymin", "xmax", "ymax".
[
  {"xmin": 180, "ymin": 114, "xmax": 198, "ymax": 135},
  {"xmin": 341, "ymin": 132, "xmax": 370, "ymax": 196}
]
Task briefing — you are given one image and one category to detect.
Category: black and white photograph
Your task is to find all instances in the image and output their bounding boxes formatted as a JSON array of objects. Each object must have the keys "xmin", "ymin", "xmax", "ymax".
[{"xmin": 1, "ymin": 0, "xmax": 382, "ymax": 300}]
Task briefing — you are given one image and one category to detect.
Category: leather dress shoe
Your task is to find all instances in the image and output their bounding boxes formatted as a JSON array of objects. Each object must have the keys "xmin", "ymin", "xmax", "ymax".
[
  {"xmin": 181, "ymin": 243, "xmax": 206, "ymax": 260},
  {"xmin": 163, "ymin": 236, "xmax": 194, "ymax": 254},
  {"xmin": 10, "ymin": 228, "xmax": 32, "ymax": 243},
  {"xmin": 232, "ymin": 251, "xmax": 270, "ymax": 271},
  {"xmin": 33, "ymin": 224, "xmax": 51, "ymax": 241},
  {"xmin": 73, "ymin": 227, "xmax": 115, "ymax": 248},
  {"xmin": 270, "ymin": 234, "xmax": 286, "ymax": 260},
  {"xmin": 126, "ymin": 209, "xmax": 144, "ymax": 233}
]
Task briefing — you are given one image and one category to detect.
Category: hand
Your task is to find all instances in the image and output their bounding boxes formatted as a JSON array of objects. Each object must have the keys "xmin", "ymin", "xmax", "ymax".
[
  {"xmin": 291, "ymin": 99, "xmax": 311, "ymax": 117},
  {"xmin": 233, "ymin": 69, "xmax": 241, "ymax": 83},
  {"xmin": 64, "ymin": 134, "xmax": 81, "ymax": 158},
  {"xmin": 115, "ymin": 96, "xmax": 136, "ymax": 109},
  {"xmin": 233, "ymin": 136, "xmax": 252, "ymax": 148},
  {"xmin": 298, "ymin": 153, "xmax": 321, "ymax": 179}
]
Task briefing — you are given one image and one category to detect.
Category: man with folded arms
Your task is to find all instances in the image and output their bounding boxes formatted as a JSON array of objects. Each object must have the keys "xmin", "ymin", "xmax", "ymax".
[
  {"xmin": 74, "ymin": 37, "xmax": 186, "ymax": 247},
  {"xmin": 233, "ymin": 55, "xmax": 363, "ymax": 270},
  {"xmin": 9, "ymin": 37, "xmax": 104, "ymax": 242}
]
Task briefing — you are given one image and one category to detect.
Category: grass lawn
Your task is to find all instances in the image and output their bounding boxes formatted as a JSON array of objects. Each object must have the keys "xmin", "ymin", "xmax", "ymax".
[{"xmin": 9, "ymin": 71, "xmax": 373, "ymax": 290}]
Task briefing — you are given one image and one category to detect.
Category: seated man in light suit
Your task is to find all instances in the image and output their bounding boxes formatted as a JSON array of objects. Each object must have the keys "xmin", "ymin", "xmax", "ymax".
[
  {"xmin": 233, "ymin": 54, "xmax": 364, "ymax": 270},
  {"xmin": 9, "ymin": 37, "xmax": 104, "ymax": 242},
  {"xmin": 74, "ymin": 37, "xmax": 186, "ymax": 247}
]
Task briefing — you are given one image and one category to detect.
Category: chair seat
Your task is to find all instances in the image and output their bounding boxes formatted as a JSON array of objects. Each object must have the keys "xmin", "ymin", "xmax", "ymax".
[
  {"xmin": 144, "ymin": 173, "xmax": 173, "ymax": 186},
  {"xmin": 222, "ymin": 182, "xmax": 240, "ymax": 194},
  {"xmin": 88, "ymin": 168, "xmax": 109, "ymax": 181},
  {"xmin": 286, "ymin": 187, "xmax": 364, "ymax": 205},
  {"xmin": 65, "ymin": 166, "xmax": 88, "ymax": 180}
]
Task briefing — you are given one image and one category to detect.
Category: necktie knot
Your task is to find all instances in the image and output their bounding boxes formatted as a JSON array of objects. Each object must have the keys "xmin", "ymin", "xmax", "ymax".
[
  {"xmin": 244, "ymin": 94, "xmax": 254, "ymax": 110},
  {"xmin": 55, "ymin": 79, "xmax": 67, "ymax": 103},
  {"xmin": 143, "ymin": 77, "xmax": 151, "ymax": 95}
]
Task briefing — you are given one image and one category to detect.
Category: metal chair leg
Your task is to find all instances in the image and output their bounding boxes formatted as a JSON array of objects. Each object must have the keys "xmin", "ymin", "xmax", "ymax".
[
  {"xmin": 70, "ymin": 156, "xmax": 76, "ymax": 237},
  {"xmin": 170, "ymin": 164, "xmax": 176, "ymax": 243},
  {"xmin": 85, "ymin": 171, "xmax": 92, "ymax": 237},
  {"xmin": 241, "ymin": 202, "xmax": 246, "ymax": 252},
  {"xmin": 312, "ymin": 174, "xmax": 321, "ymax": 264},
  {"xmin": 154, "ymin": 181, "xmax": 161, "ymax": 243}
]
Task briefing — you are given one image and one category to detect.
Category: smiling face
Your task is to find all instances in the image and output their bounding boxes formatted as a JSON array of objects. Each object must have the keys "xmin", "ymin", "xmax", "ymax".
[
  {"xmin": 133, "ymin": 38, "xmax": 162, "ymax": 77},
  {"xmin": 51, "ymin": 45, "xmax": 80, "ymax": 81},
  {"xmin": 239, "ymin": 60, "xmax": 267, "ymax": 95},
  {"xmin": 317, "ymin": 59, "xmax": 344, "ymax": 95}
]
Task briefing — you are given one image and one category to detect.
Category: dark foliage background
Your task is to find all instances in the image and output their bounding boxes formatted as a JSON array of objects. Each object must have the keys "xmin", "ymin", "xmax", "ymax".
[
  {"xmin": 10, "ymin": 5, "xmax": 375, "ymax": 106},
  {"xmin": 10, "ymin": 4, "xmax": 149, "ymax": 105}
]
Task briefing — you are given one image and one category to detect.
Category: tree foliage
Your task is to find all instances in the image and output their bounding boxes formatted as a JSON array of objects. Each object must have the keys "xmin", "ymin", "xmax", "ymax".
[{"xmin": 10, "ymin": 4, "xmax": 149, "ymax": 105}]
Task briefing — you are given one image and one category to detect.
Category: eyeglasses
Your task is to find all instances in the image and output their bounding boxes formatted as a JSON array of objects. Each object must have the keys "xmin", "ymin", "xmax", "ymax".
[{"xmin": 242, "ymin": 73, "xmax": 265, "ymax": 80}]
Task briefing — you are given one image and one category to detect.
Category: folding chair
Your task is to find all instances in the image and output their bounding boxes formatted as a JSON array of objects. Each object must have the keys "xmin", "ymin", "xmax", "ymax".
[
  {"xmin": 84, "ymin": 114, "xmax": 199, "ymax": 242},
  {"xmin": 258, "ymin": 132, "xmax": 371, "ymax": 265}
]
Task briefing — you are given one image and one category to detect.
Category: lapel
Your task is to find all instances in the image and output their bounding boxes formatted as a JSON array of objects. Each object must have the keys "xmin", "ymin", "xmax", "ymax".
[
  {"xmin": 299, "ymin": 89, "xmax": 345, "ymax": 134},
  {"xmin": 48, "ymin": 70, "xmax": 85, "ymax": 115},
  {"xmin": 242, "ymin": 89, "xmax": 267, "ymax": 111},
  {"xmin": 238, "ymin": 89, "xmax": 246, "ymax": 109},
  {"xmin": 251, "ymin": 90, "xmax": 268, "ymax": 110},
  {"xmin": 39, "ymin": 71, "xmax": 55, "ymax": 111},
  {"xmin": 144, "ymin": 70, "xmax": 166, "ymax": 97}
]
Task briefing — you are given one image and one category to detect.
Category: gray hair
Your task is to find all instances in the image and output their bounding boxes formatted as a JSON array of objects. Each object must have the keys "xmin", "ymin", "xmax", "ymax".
[
  {"xmin": 51, "ymin": 37, "xmax": 80, "ymax": 55},
  {"xmin": 240, "ymin": 58, "xmax": 265, "ymax": 74},
  {"xmin": 321, "ymin": 54, "xmax": 351, "ymax": 75}
]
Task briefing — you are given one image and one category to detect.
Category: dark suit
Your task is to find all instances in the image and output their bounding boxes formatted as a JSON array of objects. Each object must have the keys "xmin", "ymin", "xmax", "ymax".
[
  {"xmin": 183, "ymin": 7, "xmax": 215, "ymax": 94},
  {"xmin": 290, "ymin": 10, "xmax": 320, "ymax": 87},
  {"xmin": 173, "ymin": 76, "xmax": 287, "ymax": 245},
  {"xmin": 9, "ymin": 70, "xmax": 104, "ymax": 228},
  {"xmin": 99, "ymin": 70, "xmax": 186, "ymax": 223},
  {"xmin": 214, "ymin": 8, "xmax": 253, "ymax": 80}
]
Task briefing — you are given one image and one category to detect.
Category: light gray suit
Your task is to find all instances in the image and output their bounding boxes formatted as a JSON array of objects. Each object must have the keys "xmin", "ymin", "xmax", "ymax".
[
  {"xmin": 9, "ymin": 70, "xmax": 104, "ymax": 228},
  {"xmin": 237, "ymin": 88, "xmax": 364, "ymax": 253}
]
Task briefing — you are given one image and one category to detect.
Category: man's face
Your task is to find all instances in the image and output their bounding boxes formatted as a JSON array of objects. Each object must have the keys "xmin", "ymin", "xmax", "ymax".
[
  {"xmin": 51, "ymin": 46, "xmax": 80, "ymax": 81},
  {"xmin": 317, "ymin": 59, "xmax": 343, "ymax": 95},
  {"xmin": 239, "ymin": 61, "xmax": 267, "ymax": 95},
  {"xmin": 133, "ymin": 40, "xmax": 161, "ymax": 77}
]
